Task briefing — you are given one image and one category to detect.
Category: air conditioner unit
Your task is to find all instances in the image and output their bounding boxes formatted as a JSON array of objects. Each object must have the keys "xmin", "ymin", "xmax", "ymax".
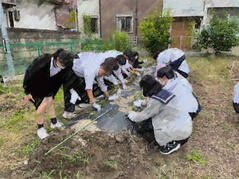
[{"xmin": 14, "ymin": 9, "xmax": 20, "ymax": 21}]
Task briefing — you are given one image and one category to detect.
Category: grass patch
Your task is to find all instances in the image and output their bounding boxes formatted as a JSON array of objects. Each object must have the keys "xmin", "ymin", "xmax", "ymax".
[
  {"xmin": 104, "ymin": 159, "xmax": 118, "ymax": 168},
  {"xmin": 58, "ymin": 150, "xmax": 90, "ymax": 164},
  {"xmin": 4, "ymin": 109, "xmax": 28, "ymax": 131},
  {"xmin": 0, "ymin": 83, "xmax": 7, "ymax": 94},
  {"xmin": 186, "ymin": 150, "xmax": 206, "ymax": 166},
  {"xmin": 187, "ymin": 57, "xmax": 232, "ymax": 83},
  {"xmin": 19, "ymin": 138, "xmax": 40, "ymax": 156},
  {"xmin": 0, "ymin": 136, "xmax": 4, "ymax": 146},
  {"xmin": 222, "ymin": 125, "xmax": 229, "ymax": 131}
]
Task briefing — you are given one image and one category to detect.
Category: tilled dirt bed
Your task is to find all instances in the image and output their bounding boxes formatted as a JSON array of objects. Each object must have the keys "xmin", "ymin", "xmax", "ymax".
[{"xmin": 1, "ymin": 60, "xmax": 239, "ymax": 179}]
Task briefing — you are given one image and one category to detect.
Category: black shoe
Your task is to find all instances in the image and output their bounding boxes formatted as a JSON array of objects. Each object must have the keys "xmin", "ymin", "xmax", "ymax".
[{"xmin": 160, "ymin": 141, "xmax": 181, "ymax": 155}]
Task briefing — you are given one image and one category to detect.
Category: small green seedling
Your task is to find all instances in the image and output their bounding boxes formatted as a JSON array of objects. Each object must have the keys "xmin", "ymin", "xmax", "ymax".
[
  {"xmin": 186, "ymin": 150, "xmax": 206, "ymax": 166},
  {"xmin": 42, "ymin": 170, "xmax": 55, "ymax": 179},
  {"xmin": 104, "ymin": 159, "xmax": 118, "ymax": 168},
  {"xmin": 19, "ymin": 138, "xmax": 40, "ymax": 156}
]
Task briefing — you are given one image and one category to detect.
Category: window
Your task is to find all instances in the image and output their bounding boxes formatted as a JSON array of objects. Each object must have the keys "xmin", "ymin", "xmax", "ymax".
[
  {"xmin": 90, "ymin": 18, "xmax": 98, "ymax": 33},
  {"xmin": 8, "ymin": 11, "xmax": 14, "ymax": 28},
  {"xmin": 83, "ymin": 16, "xmax": 98, "ymax": 33},
  {"xmin": 116, "ymin": 15, "xmax": 133, "ymax": 33}
]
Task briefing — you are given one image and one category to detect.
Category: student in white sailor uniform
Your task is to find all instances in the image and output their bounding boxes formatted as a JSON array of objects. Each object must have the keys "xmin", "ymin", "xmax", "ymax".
[
  {"xmin": 154, "ymin": 48, "xmax": 190, "ymax": 78},
  {"xmin": 233, "ymin": 82, "xmax": 239, "ymax": 116},
  {"xmin": 128, "ymin": 75, "xmax": 193, "ymax": 154},
  {"xmin": 23, "ymin": 49, "xmax": 74, "ymax": 139},
  {"xmin": 157, "ymin": 66, "xmax": 201, "ymax": 119}
]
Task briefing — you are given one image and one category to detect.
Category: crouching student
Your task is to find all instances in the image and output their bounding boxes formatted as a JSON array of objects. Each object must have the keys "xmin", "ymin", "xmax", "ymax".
[
  {"xmin": 62, "ymin": 53, "xmax": 118, "ymax": 118},
  {"xmin": 132, "ymin": 51, "xmax": 143, "ymax": 69},
  {"xmin": 233, "ymin": 82, "xmax": 239, "ymax": 116},
  {"xmin": 62, "ymin": 68, "xmax": 104, "ymax": 119},
  {"xmin": 157, "ymin": 66, "xmax": 201, "ymax": 119},
  {"xmin": 72, "ymin": 53, "xmax": 115, "ymax": 112},
  {"xmin": 154, "ymin": 48, "xmax": 190, "ymax": 78},
  {"xmin": 23, "ymin": 49, "xmax": 74, "ymax": 139},
  {"xmin": 100, "ymin": 51, "xmax": 128, "ymax": 89},
  {"xmin": 122, "ymin": 49, "xmax": 142, "ymax": 77},
  {"xmin": 128, "ymin": 75, "xmax": 192, "ymax": 155}
]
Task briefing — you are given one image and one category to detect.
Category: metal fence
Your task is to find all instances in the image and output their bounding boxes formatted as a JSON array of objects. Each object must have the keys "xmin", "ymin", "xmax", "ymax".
[
  {"xmin": 0, "ymin": 40, "xmax": 80, "ymax": 76},
  {"xmin": 0, "ymin": 38, "xmax": 133, "ymax": 77}
]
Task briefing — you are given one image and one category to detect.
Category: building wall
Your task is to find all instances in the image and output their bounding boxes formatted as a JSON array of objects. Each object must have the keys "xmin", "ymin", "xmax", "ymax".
[
  {"xmin": 77, "ymin": 0, "xmax": 100, "ymax": 38},
  {"xmin": 163, "ymin": 0, "xmax": 204, "ymax": 17},
  {"xmin": 13, "ymin": 1, "xmax": 57, "ymax": 30},
  {"xmin": 100, "ymin": 0, "xmax": 163, "ymax": 40}
]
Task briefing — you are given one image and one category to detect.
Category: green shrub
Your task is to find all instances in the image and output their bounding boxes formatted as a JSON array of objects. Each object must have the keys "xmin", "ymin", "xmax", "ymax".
[
  {"xmin": 196, "ymin": 14, "xmax": 239, "ymax": 54},
  {"xmin": 112, "ymin": 32, "xmax": 131, "ymax": 52},
  {"xmin": 139, "ymin": 10, "xmax": 173, "ymax": 55}
]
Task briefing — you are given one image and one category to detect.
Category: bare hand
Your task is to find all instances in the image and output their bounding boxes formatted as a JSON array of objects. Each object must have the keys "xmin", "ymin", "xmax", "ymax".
[{"xmin": 23, "ymin": 94, "xmax": 35, "ymax": 105}]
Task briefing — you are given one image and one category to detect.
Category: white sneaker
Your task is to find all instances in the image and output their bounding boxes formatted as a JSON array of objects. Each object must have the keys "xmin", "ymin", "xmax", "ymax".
[
  {"xmin": 62, "ymin": 111, "xmax": 77, "ymax": 119},
  {"xmin": 50, "ymin": 121, "xmax": 63, "ymax": 129},
  {"xmin": 37, "ymin": 128, "xmax": 49, "ymax": 139}
]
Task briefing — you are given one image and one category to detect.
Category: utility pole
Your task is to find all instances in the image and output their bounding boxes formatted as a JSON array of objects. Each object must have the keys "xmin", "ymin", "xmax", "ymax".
[
  {"xmin": 0, "ymin": 0, "xmax": 15, "ymax": 77},
  {"xmin": 135, "ymin": 0, "xmax": 138, "ymax": 45},
  {"xmin": 74, "ymin": 0, "xmax": 79, "ymax": 31}
]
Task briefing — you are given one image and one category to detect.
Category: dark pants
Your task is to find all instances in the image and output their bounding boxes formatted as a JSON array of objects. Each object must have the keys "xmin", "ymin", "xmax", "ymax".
[
  {"xmin": 122, "ymin": 73, "xmax": 128, "ymax": 79},
  {"xmin": 63, "ymin": 71, "xmax": 116, "ymax": 112},
  {"xmin": 233, "ymin": 102, "xmax": 239, "ymax": 113},
  {"xmin": 188, "ymin": 93, "xmax": 202, "ymax": 120},
  {"xmin": 63, "ymin": 70, "xmax": 103, "ymax": 112},
  {"xmin": 133, "ymin": 60, "xmax": 143, "ymax": 69},
  {"xmin": 133, "ymin": 118, "xmax": 189, "ymax": 147}
]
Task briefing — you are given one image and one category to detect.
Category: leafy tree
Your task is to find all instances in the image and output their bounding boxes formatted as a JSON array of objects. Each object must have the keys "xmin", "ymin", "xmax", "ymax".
[
  {"xmin": 196, "ymin": 14, "xmax": 239, "ymax": 54},
  {"xmin": 139, "ymin": 11, "xmax": 173, "ymax": 55}
]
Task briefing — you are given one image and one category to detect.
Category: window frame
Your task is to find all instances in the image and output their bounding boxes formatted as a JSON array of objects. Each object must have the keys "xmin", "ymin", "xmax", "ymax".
[{"xmin": 116, "ymin": 14, "xmax": 133, "ymax": 33}]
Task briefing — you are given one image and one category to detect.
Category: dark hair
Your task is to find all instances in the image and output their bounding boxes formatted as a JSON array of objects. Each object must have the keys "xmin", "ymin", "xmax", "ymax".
[
  {"xmin": 123, "ymin": 49, "xmax": 135, "ymax": 64},
  {"xmin": 132, "ymin": 51, "xmax": 139, "ymax": 60},
  {"xmin": 153, "ymin": 51, "xmax": 160, "ymax": 60},
  {"xmin": 74, "ymin": 53, "xmax": 80, "ymax": 59},
  {"xmin": 52, "ymin": 48, "xmax": 64, "ymax": 60},
  {"xmin": 58, "ymin": 50, "xmax": 74, "ymax": 68},
  {"xmin": 105, "ymin": 57, "xmax": 119, "ymax": 71},
  {"xmin": 139, "ymin": 75, "xmax": 163, "ymax": 97},
  {"xmin": 123, "ymin": 49, "xmax": 133, "ymax": 57},
  {"xmin": 157, "ymin": 66, "xmax": 175, "ymax": 79},
  {"xmin": 101, "ymin": 57, "xmax": 116, "ymax": 74},
  {"xmin": 116, "ymin": 55, "xmax": 126, "ymax": 65}
]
